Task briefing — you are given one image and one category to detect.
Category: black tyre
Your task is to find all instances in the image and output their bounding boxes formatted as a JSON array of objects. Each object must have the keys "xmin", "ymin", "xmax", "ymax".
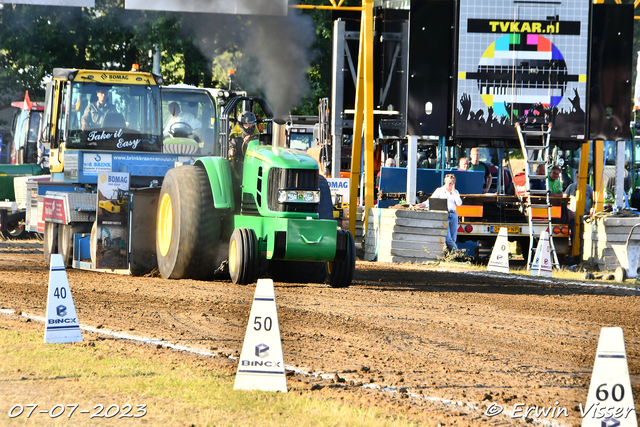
[
  {"xmin": 615, "ymin": 266, "xmax": 627, "ymax": 282},
  {"xmin": 156, "ymin": 165, "xmax": 221, "ymax": 280},
  {"xmin": 327, "ymin": 231, "xmax": 356, "ymax": 288},
  {"xmin": 43, "ymin": 222, "xmax": 58, "ymax": 264},
  {"xmin": 58, "ymin": 223, "xmax": 91, "ymax": 267},
  {"xmin": 229, "ymin": 228, "xmax": 258, "ymax": 285},
  {"xmin": 5, "ymin": 219, "xmax": 26, "ymax": 239}
]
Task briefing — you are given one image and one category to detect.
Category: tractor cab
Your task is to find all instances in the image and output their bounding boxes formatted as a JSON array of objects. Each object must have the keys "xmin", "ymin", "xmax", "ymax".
[
  {"xmin": 219, "ymin": 96, "xmax": 276, "ymax": 161},
  {"xmin": 43, "ymin": 68, "xmax": 164, "ymax": 174},
  {"xmin": 9, "ymin": 95, "xmax": 45, "ymax": 167},
  {"xmin": 160, "ymin": 85, "xmax": 220, "ymax": 156}
]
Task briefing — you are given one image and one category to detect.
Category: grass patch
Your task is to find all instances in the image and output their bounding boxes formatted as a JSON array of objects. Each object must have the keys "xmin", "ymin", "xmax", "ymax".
[{"xmin": 0, "ymin": 321, "xmax": 427, "ymax": 426}]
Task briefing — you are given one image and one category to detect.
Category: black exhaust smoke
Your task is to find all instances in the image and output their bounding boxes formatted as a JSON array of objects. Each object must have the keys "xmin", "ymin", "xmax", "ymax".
[{"xmin": 175, "ymin": 0, "xmax": 317, "ymax": 117}]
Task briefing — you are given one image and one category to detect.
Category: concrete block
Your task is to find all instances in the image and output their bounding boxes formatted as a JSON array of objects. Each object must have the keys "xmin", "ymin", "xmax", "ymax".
[
  {"xmin": 366, "ymin": 230, "xmax": 447, "ymax": 242},
  {"xmin": 368, "ymin": 216, "xmax": 449, "ymax": 229},
  {"xmin": 369, "ymin": 207, "xmax": 448, "ymax": 221},
  {"xmin": 376, "ymin": 255, "xmax": 439, "ymax": 264},
  {"xmin": 365, "ymin": 238, "xmax": 445, "ymax": 252},
  {"xmin": 366, "ymin": 245, "xmax": 444, "ymax": 259},
  {"xmin": 373, "ymin": 225, "xmax": 450, "ymax": 236},
  {"xmin": 601, "ymin": 217, "xmax": 640, "ymax": 227}
]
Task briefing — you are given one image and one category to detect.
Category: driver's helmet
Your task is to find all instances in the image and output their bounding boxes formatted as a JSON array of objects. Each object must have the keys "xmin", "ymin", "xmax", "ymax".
[{"xmin": 239, "ymin": 111, "xmax": 257, "ymax": 135}]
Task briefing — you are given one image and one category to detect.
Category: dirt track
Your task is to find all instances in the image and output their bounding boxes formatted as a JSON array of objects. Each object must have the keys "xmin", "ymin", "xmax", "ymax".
[{"xmin": 0, "ymin": 239, "xmax": 639, "ymax": 426}]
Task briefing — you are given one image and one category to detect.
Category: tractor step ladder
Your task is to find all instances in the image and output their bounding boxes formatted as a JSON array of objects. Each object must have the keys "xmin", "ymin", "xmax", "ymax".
[{"xmin": 515, "ymin": 122, "xmax": 560, "ymax": 271}]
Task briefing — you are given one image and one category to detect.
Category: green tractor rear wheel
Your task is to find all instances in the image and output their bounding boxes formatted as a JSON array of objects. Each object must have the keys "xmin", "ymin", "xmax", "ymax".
[{"xmin": 156, "ymin": 165, "xmax": 221, "ymax": 280}]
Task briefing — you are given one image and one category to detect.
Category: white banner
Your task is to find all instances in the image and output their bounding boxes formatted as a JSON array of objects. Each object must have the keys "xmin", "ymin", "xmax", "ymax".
[
  {"xmin": 83, "ymin": 153, "xmax": 112, "ymax": 176},
  {"xmin": 95, "ymin": 172, "xmax": 130, "ymax": 270},
  {"xmin": 327, "ymin": 178, "xmax": 350, "ymax": 204}
]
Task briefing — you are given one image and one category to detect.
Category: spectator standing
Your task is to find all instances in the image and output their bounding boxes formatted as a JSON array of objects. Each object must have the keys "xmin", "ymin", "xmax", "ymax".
[
  {"xmin": 458, "ymin": 157, "xmax": 469, "ymax": 171},
  {"xmin": 468, "ymin": 147, "xmax": 492, "ymax": 193},
  {"xmin": 431, "ymin": 174, "xmax": 463, "ymax": 251},
  {"xmin": 565, "ymin": 173, "xmax": 593, "ymax": 219},
  {"xmin": 377, "ymin": 157, "xmax": 396, "ymax": 177},
  {"xmin": 530, "ymin": 164, "xmax": 546, "ymax": 191},
  {"xmin": 548, "ymin": 166, "xmax": 563, "ymax": 194}
]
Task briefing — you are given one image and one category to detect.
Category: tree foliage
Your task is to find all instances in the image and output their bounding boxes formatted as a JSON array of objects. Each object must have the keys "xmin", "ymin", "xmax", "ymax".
[{"xmin": 0, "ymin": 1, "xmax": 335, "ymax": 115}]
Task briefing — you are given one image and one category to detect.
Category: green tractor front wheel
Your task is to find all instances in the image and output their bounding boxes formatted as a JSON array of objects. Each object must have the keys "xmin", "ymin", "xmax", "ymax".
[
  {"xmin": 327, "ymin": 231, "xmax": 356, "ymax": 288},
  {"xmin": 229, "ymin": 228, "xmax": 258, "ymax": 285}
]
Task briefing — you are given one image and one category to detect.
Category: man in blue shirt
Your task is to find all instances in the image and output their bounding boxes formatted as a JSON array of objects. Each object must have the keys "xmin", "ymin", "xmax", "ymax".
[{"xmin": 530, "ymin": 164, "xmax": 546, "ymax": 191}]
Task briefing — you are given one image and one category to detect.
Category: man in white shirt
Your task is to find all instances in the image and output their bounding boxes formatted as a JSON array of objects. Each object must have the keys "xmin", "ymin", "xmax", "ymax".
[
  {"xmin": 163, "ymin": 102, "xmax": 202, "ymax": 138},
  {"xmin": 431, "ymin": 174, "xmax": 463, "ymax": 251},
  {"xmin": 564, "ymin": 173, "xmax": 594, "ymax": 219}
]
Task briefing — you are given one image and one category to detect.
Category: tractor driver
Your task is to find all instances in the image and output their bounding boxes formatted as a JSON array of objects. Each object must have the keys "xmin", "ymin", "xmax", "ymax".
[
  {"xmin": 163, "ymin": 102, "xmax": 202, "ymax": 139},
  {"xmin": 229, "ymin": 111, "xmax": 259, "ymax": 161},
  {"xmin": 81, "ymin": 87, "xmax": 118, "ymax": 130}
]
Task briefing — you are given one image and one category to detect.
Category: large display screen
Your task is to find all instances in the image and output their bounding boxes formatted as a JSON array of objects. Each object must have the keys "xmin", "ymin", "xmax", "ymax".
[{"xmin": 455, "ymin": 0, "xmax": 589, "ymax": 141}]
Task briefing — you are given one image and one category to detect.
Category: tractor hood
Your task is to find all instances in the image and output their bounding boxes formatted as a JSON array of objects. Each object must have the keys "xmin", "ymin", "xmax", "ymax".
[{"xmin": 246, "ymin": 144, "xmax": 319, "ymax": 170}]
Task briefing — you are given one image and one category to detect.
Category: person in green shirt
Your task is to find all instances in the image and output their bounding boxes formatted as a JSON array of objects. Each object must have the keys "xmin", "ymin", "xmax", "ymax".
[
  {"xmin": 548, "ymin": 166, "xmax": 563, "ymax": 194},
  {"xmin": 468, "ymin": 147, "xmax": 492, "ymax": 193}
]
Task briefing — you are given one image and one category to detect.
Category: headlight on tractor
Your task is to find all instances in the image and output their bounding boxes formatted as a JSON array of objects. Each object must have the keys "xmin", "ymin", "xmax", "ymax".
[{"xmin": 277, "ymin": 189, "xmax": 320, "ymax": 204}]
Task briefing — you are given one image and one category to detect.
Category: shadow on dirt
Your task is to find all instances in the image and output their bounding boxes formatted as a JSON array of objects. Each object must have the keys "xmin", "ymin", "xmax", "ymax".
[{"xmin": 353, "ymin": 263, "xmax": 640, "ymax": 297}]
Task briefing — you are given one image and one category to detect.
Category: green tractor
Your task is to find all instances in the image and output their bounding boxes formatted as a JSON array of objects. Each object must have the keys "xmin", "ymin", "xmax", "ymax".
[{"xmin": 155, "ymin": 96, "xmax": 356, "ymax": 287}]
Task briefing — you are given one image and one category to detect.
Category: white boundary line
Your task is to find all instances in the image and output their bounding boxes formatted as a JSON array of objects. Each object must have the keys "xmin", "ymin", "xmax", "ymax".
[{"xmin": 0, "ymin": 308, "xmax": 570, "ymax": 427}]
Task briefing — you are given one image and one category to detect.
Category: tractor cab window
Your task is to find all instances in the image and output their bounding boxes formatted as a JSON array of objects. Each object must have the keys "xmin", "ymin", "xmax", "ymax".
[
  {"xmin": 24, "ymin": 111, "xmax": 42, "ymax": 164},
  {"xmin": 161, "ymin": 90, "xmax": 217, "ymax": 156},
  {"xmin": 288, "ymin": 130, "xmax": 313, "ymax": 150},
  {"xmin": 67, "ymin": 82, "xmax": 162, "ymax": 152},
  {"xmin": 11, "ymin": 110, "xmax": 28, "ymax": 163},
  {"xmin": 28, "ymin": 112, "xmax": 41, "ymax": 144}
]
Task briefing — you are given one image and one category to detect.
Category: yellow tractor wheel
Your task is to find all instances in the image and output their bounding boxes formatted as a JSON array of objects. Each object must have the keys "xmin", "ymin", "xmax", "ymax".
[{"xmin": 155, "ymin": 165, "xmax": 220, "ymax": 279}]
